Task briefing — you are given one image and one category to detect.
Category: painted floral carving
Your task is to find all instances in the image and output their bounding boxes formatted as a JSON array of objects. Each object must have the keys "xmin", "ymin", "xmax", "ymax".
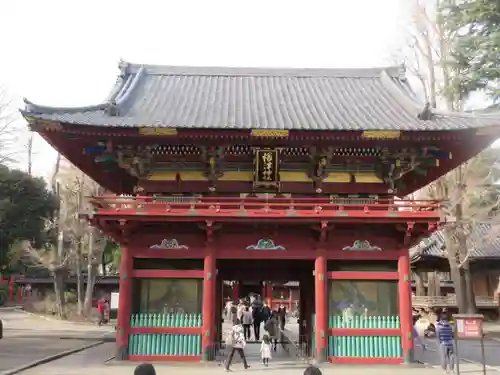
[
  {"xmin": 342, "ymin": 240, "xmax": 381, "ymax": 251},
  {"xmin": 246, "ymin": 239, "xmax": 286, "ymax": 251},
  {"xmin": 150, "ymin": 239, "xmax": 188, "ymax": 249}
]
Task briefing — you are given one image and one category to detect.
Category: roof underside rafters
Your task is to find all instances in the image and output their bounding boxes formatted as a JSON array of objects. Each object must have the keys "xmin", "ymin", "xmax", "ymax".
[
  {"xmin": 410, "ymin": 224, "xmax": 500, "ymax": 266},
  {"xmin": 20, "ymin": 61, "xmax": 500, "ymax": 132}
]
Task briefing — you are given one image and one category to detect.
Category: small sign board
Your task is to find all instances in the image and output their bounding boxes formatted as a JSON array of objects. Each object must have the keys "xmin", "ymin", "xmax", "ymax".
[
  {"xmin": 453, "ymin": 314, "xmax": 486, "ymax": 375},
  {"xmin": 110, "ymin": 292, "xmax": 119, "ymax": 310},
  {"xmin": 453, "ymin": 314, "xmax": 483, "ymax": 340}
]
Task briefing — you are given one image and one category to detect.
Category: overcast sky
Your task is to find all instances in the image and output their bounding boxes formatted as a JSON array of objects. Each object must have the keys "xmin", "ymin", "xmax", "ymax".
[{"xmin": 0, "ymin": 0, "xmax": 413, "ymax": 179}]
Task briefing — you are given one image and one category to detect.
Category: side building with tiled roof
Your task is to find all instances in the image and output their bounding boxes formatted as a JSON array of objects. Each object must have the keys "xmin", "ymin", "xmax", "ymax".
[{"xmin": 409, "ymin": 225, "xmax": 500, "ymax": 311}]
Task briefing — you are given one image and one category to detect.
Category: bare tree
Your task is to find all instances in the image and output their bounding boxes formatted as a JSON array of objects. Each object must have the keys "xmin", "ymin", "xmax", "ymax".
[
  {"xmin": 56, "ymin": 160, "xmax": 107, "ymax": 317},
  {"xmin": 83, "ymin": 227, "xmax": 107, "ymax": 316},
  {"xmin": 18, "ymin": 153, "xmax": 69, "ymax": 317},
  {"xmin": 0, "ymin": 85, "xmax": 23, "ymax": 165},
  {"xmin": 18, "ymin": 156, "xmax": 108, "ymax": 318},
  {"xmin": 26, "ymin": 132, "xmax": 34, "ymax": 176},
  {"xmin": 419, "ymin": 149, "xmax": 500, "ymax": 312},
  {"xmin": 398, "ymin": 0, "xmax": 460, "ymax": 110}
]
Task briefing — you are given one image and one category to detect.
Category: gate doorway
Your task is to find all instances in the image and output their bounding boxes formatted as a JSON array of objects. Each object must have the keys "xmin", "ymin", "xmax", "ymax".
[
  {"xmin": 239, "ymin": 281, "xmax": 262, "ymax": 300},
  {"xmin": 215, "ymin": 259, "xmax": 314, "ymax": 363}
]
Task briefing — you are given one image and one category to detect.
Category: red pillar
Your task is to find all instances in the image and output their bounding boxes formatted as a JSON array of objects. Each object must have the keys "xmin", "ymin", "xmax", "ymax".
[
  {"xmin": 315, "ymin": 254, "xmax": 328, "ymax": 362},
  {"xmin": 116, "ymin": 246, "xmax": 133, "ymax": 360},
  {"xmin": 202, "ymin": 250, "xmax": 216, "ymax": 360},
  {"xmin": 398, "ymin": 251, "xmax": 414, "ymax": 363},
  {"xmin": 8, "ymin": 279, "xmax": 14, "ymax": 305},
  {"xmin": 232, "ymin": 281, "xmax": 240, "ymax": 301},
  {"xmin": 265, "ymin": 282, "xmax": 273, "ymax": 306}
]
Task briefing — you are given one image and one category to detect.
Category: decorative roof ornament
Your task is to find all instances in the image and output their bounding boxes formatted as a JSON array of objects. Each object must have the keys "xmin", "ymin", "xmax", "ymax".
[
  {"xmin": 246, "ymin": 239, "xmax": 286, "ymax": 251},
  {"xmin": 106, "ymin": 101, "xmax": 119, "ymax": 116},
  {"xmin": 418, "ymin": 102, "xmax": 434, "ymax": 121},
  {"xmin": 150, "ymin": 239, "xmax": 188, "ymax": 249},
  {"xmin": 342, "ymin": 240, "xmax": 381, "ymax": 251},
  {"xmin": 397, "ymin": 64, "xmax": 407, "ymax": 81}
]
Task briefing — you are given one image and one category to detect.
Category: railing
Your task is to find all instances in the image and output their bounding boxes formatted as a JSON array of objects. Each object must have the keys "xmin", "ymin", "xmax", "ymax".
[
  {"xmin": 89, "ymin": 195, "xmax": 441, "ymax": 220},
  {"xmin": 412, "ymin": 295, "xmax": 499, "ymax": 308}
]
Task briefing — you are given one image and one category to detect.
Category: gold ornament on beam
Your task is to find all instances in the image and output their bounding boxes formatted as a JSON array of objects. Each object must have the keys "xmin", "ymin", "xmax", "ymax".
[
  {"xmin": 138, "ymin": 127, "xmax": 178, "ymax": 136},
  {"xmin": 361, "ymin": 130, "xmax": 401, "ymax": 140}
]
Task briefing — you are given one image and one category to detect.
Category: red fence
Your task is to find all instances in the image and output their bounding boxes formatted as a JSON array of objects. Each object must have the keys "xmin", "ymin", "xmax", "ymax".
[{"xmin": 0, "ymin": 277, "xmax": 28, "ymax": 306}]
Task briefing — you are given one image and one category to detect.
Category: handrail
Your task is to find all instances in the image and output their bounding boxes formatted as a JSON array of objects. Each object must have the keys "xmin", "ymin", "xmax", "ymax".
[
  {"xmin": 412, "ymin": 295, "xmax": 498, "ymax": 307},
  {"xmin": 90, "ymin": 195, "xmax": 441, "ymax": 205},
  {"xmin": 87, "ymin": 195, "xmax": 441, "ymax": 220}
]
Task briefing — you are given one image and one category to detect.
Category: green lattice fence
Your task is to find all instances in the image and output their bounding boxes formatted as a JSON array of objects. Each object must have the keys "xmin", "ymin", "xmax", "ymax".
[
  {"xmin": 311, "ymin": 314, "xmax": 402, "ymax": 358},
  {"xmin": 129, "ymin": 313, "xmax": 202, "ymax": 356}
]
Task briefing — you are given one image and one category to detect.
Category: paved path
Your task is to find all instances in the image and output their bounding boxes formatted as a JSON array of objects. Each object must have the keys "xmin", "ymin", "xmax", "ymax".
[
  {"xmin": 0, "ymin": 309, "xmax": 111, "ymax": 374},
  {"xmin": 13, "ymin": 354, "xmax": 492, "ymax": 375},
  {"xmin": 0, "ymin": 309, "xmax": 114, "ymax": 339},
  {"xmin": 417, "ymin": 335, "xmax": 500, "ymax": 370}
]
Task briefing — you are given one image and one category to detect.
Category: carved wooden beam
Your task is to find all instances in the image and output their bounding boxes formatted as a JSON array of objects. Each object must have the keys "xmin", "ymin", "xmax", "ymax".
[
  {"xmin": 404, "ymin": 222, "xmax": 415, "ymax": 246},
  {"xmin": 115, "ymin": 144, "xmax": 156, "ymax": 178},
  {"xmin": 320, "ymin": 220, "xmax": 329, "ymax": 243},
  {"xmin": 200, "ymin": 146, "xmax": 226, "ymax": 190},
  {"xmin": 308, "ymin": 147, "xmax": 335, "ymax": 193}
]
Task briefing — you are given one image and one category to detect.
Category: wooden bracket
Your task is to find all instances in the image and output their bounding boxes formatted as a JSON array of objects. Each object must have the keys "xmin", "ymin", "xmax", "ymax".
[
  {"xmin": 404, "ymin": 222, "xmax": 415, "ymax": 246},
  {"xmin": 320, "ymin": 220, "xmax": 329, "ymax": 243}
]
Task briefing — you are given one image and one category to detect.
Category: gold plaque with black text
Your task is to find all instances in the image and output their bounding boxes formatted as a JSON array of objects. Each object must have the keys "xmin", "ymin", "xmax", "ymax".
[{"xmin": 254, "ymin": 148, "xmax": 280, "ymax": 188}]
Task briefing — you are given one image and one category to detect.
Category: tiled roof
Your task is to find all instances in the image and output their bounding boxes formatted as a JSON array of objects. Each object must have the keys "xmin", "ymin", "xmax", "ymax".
[
  {"xmin": 410, "ymin": 224, "xmax": 500, "ymax": 262},
  {"xmin": 20, "ymin": 61, "xmax": 500, "ymax": 131}
]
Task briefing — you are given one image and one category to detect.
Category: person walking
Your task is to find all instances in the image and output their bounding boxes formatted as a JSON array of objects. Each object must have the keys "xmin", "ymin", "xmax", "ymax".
[
  {"xmin": 412, "ymin": 313, "xmax": 426, "ymax": 350},
  {"xmin": 260, "ymin": 334, "xmax": 272, "ymax": 366},
  {"xmin": 225, "ymin": 319, "xmax": 250, "ymax": 371},
  {"xmin": 97, "ymin": 297, "xmax": 107, "ymax": 326},
  {"xmin": 242, "ymin": 306, "xmax": 253, "ymax": 340},
  {"xmin": 436, "ymin": 313, "xmax": 455, "ymax": 373},
  {"xmin": 251, "ymin": 296, "xmax": 264, "ymax": 340},
  {"xmin": 230, "ymin": 302, "xmax": 238, "ymax": 324},
  {"xmin": 237, "ymin": 300, "xmax": 246, "ymax": 322},
  {"xmin": 278, "ymin": 304, "xmax": 287, "ymax": 330},
  {"xmin": 264, "ymin": 313, "xmax": 280, "ymax": 351}
]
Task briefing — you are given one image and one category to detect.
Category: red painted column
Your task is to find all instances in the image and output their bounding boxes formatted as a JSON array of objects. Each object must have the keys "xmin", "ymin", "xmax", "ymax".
[
  {"xmin": 265, "ymin": 282, "xmax": 273, "ymax": 306},
  {"xmin": 398, "ymin": 251, "xmax": 414, "ymax": 363},
  {"xmin": 232, "ymin": 281, "xmax": 240, "ymax": 301},
  {"xmin": 315, "ymin": 254, "xmax": 328, "ymax": 362},
  {"xmin": 8, "ymin": 279, "xmax": 14, "ymax": 305},
  {"xmin": 116, "ymin": 246, "xmax": 133, "ymax": 360},
  {"xmin": 202, "ymin": 249, "xmax": 216, "ymax": 360}
]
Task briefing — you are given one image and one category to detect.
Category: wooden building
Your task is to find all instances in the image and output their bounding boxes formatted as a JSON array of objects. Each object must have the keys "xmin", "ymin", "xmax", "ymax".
[
  {"xmin": 410, "ymin": 225, "xmax": 500, "ymax": 315},
  {"xmin": 21, "ymin": 62, "xmax": 500, "ymax": 364}
]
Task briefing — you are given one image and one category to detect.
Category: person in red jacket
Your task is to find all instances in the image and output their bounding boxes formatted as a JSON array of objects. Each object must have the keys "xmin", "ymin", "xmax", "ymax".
[{"xmin": 97, "ymin": 298, "xmax": 107, "ymax": 326}]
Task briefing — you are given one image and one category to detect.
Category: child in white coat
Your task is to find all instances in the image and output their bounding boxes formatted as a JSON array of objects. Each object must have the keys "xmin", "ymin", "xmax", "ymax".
[{"xmin": 260, "ymin": 334, "xmax": 272, "ymax": 366}]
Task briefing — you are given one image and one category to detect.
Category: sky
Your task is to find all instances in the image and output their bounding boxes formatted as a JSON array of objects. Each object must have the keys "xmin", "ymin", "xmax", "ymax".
[{"xmin": 0, "ymin": 0, "xmax": 417, "ymax": 180}]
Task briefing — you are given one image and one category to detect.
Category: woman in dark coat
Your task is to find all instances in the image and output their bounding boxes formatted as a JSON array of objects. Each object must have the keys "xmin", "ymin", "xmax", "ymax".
[{"xmin": 264, "ymin": 313, "xmax": 280, "ymax": 351}]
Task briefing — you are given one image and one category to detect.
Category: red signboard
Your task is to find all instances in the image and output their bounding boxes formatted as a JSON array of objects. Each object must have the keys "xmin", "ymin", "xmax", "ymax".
[{"xmin": 455, "ymin": 317, "xmax": 482, "ymax": 339}]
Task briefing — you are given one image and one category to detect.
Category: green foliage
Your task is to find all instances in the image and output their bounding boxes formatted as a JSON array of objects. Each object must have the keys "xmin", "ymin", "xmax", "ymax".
[
  {"xmin": 0, "ymin": 165, "xmax": 58, "ymax": 271},
  {"xmin": 103, "ymin": 240, "xmax": 121, "ymax": 273},
  {"xmin": 64, "ymin": 291, "xmax": 77, "ymax": 304},
  {"xmin": 443, "ymin": 0, "xmax": 500, "ymax": 99}
]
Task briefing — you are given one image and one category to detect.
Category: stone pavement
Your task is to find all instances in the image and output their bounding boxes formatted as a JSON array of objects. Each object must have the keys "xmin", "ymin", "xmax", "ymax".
[
  {"xmin": 220, "ymin": 320, "xmax": 299, "ymax": 361},
  {"xmin": 0, "ymin": 308, "xmax": 114, "ymax": 339},
  {"xmin": 420, "ymin": 334, "xmax": 500, "ymax": 368},
  {"xmin": 14, "ymin": 354, "xmax": 495, "ymax": 375},
  {"xmin": 0, "ymin": 309, "xmax": 111, "ymax": 374}
]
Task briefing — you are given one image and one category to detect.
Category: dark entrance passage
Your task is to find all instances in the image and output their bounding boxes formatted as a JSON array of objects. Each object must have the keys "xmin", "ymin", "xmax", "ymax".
[
  {"xmin": 239, "ymin": 281, "xmax": 261, "ymax": 300},
  {"xmin": 215, "ymin": 259, "xmax": 314, "ymax": 362}
]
